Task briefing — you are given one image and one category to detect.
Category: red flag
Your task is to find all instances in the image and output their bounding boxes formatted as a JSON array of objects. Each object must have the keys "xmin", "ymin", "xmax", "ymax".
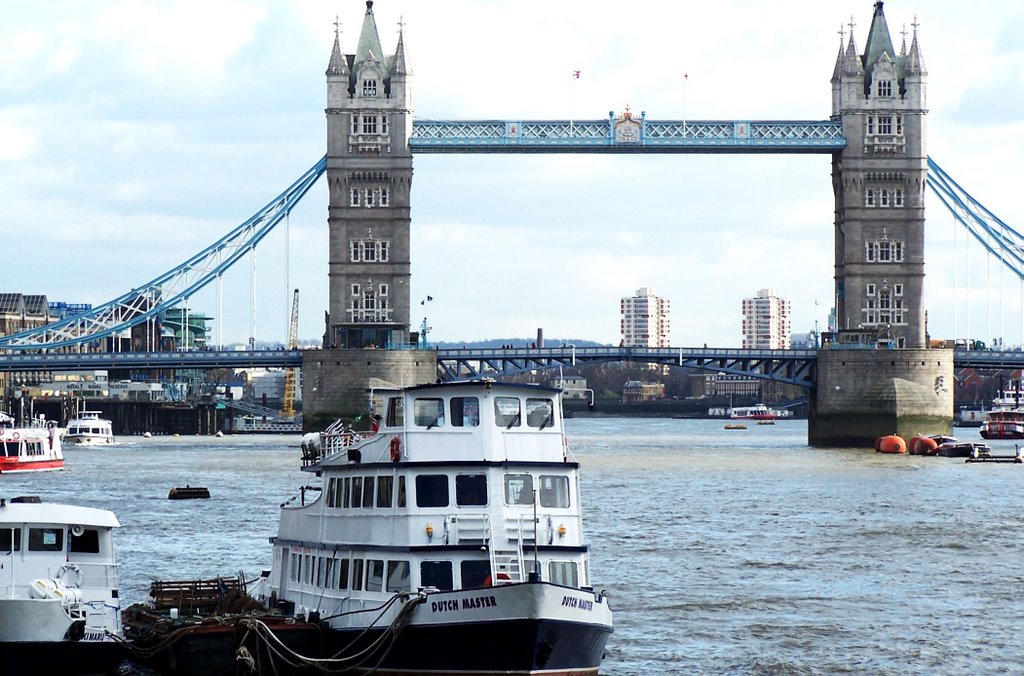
[{"xmin": 572, "ymin": 70, "xmax": 580, "ymax": 79}]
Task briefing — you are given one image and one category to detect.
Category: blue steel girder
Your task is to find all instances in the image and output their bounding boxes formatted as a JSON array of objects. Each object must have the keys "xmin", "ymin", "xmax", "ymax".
[
  {"xmin": 952, "ymin": 349, "xmax": 1024, "ymax": 370},
  {"xmin": 411, "ymin": 119, "xmax": 846, "ymax": 154},
  {"xmin": 436, "ymin": 346, "xmax": 818, "ymax": 387},
  {"xmin": 0, "ymin": 349, "xmax": 302, "ymax": 372},
  {"xmin": 0, "ymin": 157, "xmax": 327, "ymax": 351}
]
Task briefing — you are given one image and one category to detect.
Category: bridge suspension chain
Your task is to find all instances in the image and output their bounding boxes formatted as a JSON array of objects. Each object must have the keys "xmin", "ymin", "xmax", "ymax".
[
  {"xmin": 926, "ymin": 157, "xmax": 1024, "ymax": 280},
  {"xmin": 0, "ymin": 156, "xmax": 327, "ymax": 351}
]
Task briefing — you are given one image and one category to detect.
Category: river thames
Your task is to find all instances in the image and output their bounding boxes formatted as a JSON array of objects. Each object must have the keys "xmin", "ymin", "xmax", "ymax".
[{"xmin": 4, "ymin": 418, "xmax": 1024, "ymax": 675}]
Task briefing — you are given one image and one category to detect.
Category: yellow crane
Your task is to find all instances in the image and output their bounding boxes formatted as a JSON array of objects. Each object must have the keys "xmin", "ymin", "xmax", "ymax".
[{"xmin": 281, "ymin": 289, "xmax": 299, "ymax": 418}]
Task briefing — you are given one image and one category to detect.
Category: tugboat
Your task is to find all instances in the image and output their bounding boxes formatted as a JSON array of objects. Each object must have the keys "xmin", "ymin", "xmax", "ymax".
[
  {"xmin": 260, "ymin": 380, "xmax": 613, "ymax": 675},
  {"xmin": 0, "ymin": 496, "xmax": 125, "ymax": 674},
  {"xmin": 0, "ymin": 413, "xmax": 65, "ymax": 473}
]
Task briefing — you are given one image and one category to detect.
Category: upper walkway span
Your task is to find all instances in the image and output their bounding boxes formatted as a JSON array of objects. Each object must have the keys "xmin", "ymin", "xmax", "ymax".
[{"xmin": 410, "ymin": 118, "xmax": 846, "ymax": 153}]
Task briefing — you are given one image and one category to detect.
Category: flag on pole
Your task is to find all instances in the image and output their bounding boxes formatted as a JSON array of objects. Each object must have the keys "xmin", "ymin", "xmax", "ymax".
[{"xmin": 572, "ymin": 70, "xmax": 580, "ymax": 79}]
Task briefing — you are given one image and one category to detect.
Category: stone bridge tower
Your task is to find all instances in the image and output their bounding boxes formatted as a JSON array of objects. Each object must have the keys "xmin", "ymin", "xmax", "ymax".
[
  {"xmin": 304, "ymin": 2, "xmax": 435, "ymax": 430},
  {"xmin": 811, "ymin": 2, "xmax": 953, "ymax": 446},
  {"xmin": 325, "ymin": 0, "xmax": 413, "ymax": 349},
  {"xmin": 831, "ymin": 1, "xmax": 927, "ymax": 348}
]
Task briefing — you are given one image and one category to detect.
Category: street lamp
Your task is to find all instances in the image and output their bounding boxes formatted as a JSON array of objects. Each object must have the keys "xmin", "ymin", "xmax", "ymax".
[{"xmin": 420, "ymin": 296, "xmax": 434, "ymax": 348}]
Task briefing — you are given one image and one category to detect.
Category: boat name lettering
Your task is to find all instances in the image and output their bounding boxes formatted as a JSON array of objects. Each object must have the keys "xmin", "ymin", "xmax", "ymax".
[
  {"xmin": 430, "ymin": 595, "xmax": 498, "ymax": 613},
  {"xmin": 83, "ymin": 632, "xmax": 107, "ymax": 641},
  {"xmin": 561, "ymin": 595, "xmax": 593, "ymax": 611}
]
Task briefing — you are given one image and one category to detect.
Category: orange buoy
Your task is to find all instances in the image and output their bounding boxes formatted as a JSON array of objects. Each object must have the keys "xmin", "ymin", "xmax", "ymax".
[
  {"xmin": 909, "ymin": 435, "xmax": 938, "ymax": 456},
  {"xmin": 875, "ymin": 435, "xmax": 907, "ymax": 454}
]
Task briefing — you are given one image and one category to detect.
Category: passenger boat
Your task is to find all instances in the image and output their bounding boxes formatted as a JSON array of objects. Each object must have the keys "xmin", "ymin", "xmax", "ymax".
[
  {"xmin": 260, "ymin": 380, "xmax": 613, "ymax": 675},
  {"xmin": 728, "ymin": 404, "xmax": 776, "ymax": 420},
  {"xmin": 979, "ymin": 409, "xmax": 1024, "ymax": 440},
  {"xmin": 64, "ymin": 410, "xmax": 114, "ymax": 446},
  {"xmin": 0, "ymin": 496, "xmax": 126, "ymax": 674},
  {"xmin": 0, "ymin": 413, "xmax": 65, "ymax": 473}
]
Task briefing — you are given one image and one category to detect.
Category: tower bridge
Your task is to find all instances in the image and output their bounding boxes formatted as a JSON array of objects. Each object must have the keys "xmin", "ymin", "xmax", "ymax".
[{"xmin": 2, "ymin": 1, "xmax": 1022, "ymax": 444}]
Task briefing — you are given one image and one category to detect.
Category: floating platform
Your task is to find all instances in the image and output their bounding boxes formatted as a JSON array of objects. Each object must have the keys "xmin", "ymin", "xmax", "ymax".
[
  {"xmin": 724, "ymin": 423, "xmax": 747, "ymax": 430},
  {"xmin": 965, "ymin": 455, "xmax": 1024, "ymax": 464},
  {"xmin": 168, "ymin": 486, "xmax": 211, "ymax": 500}
]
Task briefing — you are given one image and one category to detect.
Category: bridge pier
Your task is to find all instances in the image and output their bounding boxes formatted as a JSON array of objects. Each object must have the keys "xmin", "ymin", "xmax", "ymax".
[
  {"xmin": 301, "ymin": 348, "xmax": 437, "ymax": 432},
  {"xmin": 809, "ymin": 348, "xmax": 953, "ymax": 447}
]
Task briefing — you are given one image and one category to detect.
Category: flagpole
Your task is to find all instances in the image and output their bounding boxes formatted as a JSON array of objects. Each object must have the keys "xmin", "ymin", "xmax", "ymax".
[
  {"xmin": 569, "ymin": 70, "xmax": 580, "ymax": 138},
  {"xmin": 682, "ymin": 73, "xmax": 688, "ymax": 139}
]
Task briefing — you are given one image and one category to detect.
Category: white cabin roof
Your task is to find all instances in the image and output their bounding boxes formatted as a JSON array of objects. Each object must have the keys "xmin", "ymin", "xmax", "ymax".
[{"xmin": 0, "ymin": 499, "xmax": 120, "ymax": 528}]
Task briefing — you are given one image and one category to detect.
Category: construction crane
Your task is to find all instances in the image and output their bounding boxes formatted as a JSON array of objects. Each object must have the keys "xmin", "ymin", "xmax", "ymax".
[{"xmin": 281, "ymin": 289, "xmax": 299, "ymax": 418}]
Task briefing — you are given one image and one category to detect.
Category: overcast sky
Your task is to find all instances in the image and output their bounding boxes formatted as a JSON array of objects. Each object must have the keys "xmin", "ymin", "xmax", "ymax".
[{"xmin": 1, "ymin": 1, "xmax": 1023, "ymax": 347}]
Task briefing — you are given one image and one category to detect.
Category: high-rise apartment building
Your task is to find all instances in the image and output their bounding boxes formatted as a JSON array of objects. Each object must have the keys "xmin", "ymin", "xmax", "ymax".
[
  {"xmin": 620, "ymin": 288, "xmax": 670, "ymax": 347},
  {"xmin": 741, "ymin": 289, "xmax": 791, "ymax": 349}
]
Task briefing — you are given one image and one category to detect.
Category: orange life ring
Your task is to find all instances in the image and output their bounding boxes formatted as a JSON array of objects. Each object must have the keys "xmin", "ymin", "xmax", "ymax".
[
  {"xmin": 389, "ymin": 436, "xmax": 401, "ymax": 462},
  {"xmin": 484, "ymin": 573, "xmax": 512, "ymax": 587}
]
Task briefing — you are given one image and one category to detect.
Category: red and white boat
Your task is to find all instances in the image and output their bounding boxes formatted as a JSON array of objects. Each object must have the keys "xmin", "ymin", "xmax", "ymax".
[
  {"xmin": 0, "ymin": 413, "xmax": 65, "ymax": 473},
  {"xmin": 979, "ymin": 384, "xmax": 1024, "ymax": 440},
  {"xmin": 729, "ymin": 404, "xmax": 777, "ymax": 421}
]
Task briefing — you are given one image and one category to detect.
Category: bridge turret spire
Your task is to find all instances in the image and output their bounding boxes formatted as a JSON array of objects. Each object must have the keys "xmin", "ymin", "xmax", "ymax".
[
  {"xmin": 863, "ymin": 1, "xmax": 896, "ymax": 91},
  {"xmin": 326, "ymin": 16, "xmax": 348, "ymax": 77},
  {"xmin": 905, "ymin": 18, "xmax": 926, "ymax": 76},
  {"xmin": 390, "ymin": 17, "xmax": 411, "ymax": 77},
  {"xmin": 355, "ymin": 0, "xmax": 386, "ymax": 70}
]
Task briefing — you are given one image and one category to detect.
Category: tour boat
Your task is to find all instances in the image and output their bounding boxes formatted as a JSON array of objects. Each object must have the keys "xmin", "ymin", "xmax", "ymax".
[
  {"xmin": 64, "ymin": 410, "xmax": 115, "ymax": 446},
  {"xmin": 0, "ymin": 496, "xmax": 126, "ymax": 673},
  {"xmin": 261, "ymin": 380, "xmax": 613, "ymax": 675},
  {"xmin": 0, "ymin": 413, "xmax": 65, "ymax": 473},
  {"xmin": 979, "ymin": 409, "xmax": 1024, "ymax": 440},
  {"xmin": 729, "ymin": 404, "xmax": 777, "ymax": 420}
]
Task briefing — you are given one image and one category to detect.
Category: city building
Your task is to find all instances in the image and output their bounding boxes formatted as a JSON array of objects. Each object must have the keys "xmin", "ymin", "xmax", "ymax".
[
  {"xmin": 741, "ymin": 289, "xmax": 792, "ymax": 349},
  {"xmin": 622, "ymin": 380, "xmax": 665, "ymax": 404},
  {"xmin": 620, "ymin": 287, "xmax": 671, "ymax": 347}
]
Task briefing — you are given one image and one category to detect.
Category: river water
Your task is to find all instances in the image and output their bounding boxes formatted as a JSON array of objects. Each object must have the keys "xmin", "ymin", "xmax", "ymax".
[{"xmin": 4, "ymin": 418, "xmax": 1024, "ymax": 675}]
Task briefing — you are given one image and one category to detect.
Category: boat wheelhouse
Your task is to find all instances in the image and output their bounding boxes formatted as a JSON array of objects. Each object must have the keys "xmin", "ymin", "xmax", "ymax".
[
  {"xmin": 65, "ymin": 411, "xmax": 114, "ymax": 446},
  {"xmin": 263, "ymin": 380, "xmax": 613, "ymax": 675},
  {"xmin": 0, "ymin": 413, "xmax": 64, "ymax": 473},
  {"xmin": 0, "ymin": 496, "xmax": 125, "ymax": 673}
]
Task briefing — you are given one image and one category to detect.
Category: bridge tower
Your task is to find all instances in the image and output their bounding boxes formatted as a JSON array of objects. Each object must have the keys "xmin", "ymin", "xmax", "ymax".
[
  {"xmin": 304, "ymin": 2, "xmax": 435, "ymax": 430},
  {"xmin": 812, "ymin": 1, "xmax": 953, "ymax": 446},
  {"xmin": 831, "ymin": 1, "xmax": 927, "ymax": 347},
  {"xmin": 325, "ymin": 0, "xmax": 413, "ymax": 349}
]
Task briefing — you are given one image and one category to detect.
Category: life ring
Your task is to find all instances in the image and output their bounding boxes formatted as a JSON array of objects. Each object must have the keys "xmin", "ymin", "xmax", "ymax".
[
  {"xmin": 11, "ymin": 432, "xmax": 19, "ymax": 440},
  {"xmin": 389, "ymin": 436, "xmax": 401, "ymax": 462},
  {"xmin": 56, "ymin": 563, "xmax": 83, "ymax": 587},
  {"xmin": 483, "ymin": 573, "xmax": 511, "ymax": 587}
]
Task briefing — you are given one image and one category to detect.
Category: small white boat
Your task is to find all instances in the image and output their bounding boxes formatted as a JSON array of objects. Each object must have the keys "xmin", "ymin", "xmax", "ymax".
[
  {"xmin": 259, "ymin": 379, "xmax": 613, "ymax": 674},
  {"xmin": 729, "ymin": 404, "xmax": 777, "ymax": 420},
  {"xmin": 64, "ymin": 411, "xmax": 115, "ymax": 446},
  {"xmin": 0, "ymin": 413, "xmax": 65, "ymax": 473},
  {"xmin": 0, "ymin": 496, "xmax": 126, "ymax": 672}
]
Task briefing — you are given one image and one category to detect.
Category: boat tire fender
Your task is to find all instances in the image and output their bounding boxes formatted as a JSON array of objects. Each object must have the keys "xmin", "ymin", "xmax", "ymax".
[{"xmin": 390, "ymin": 436, "xmax": 401, "ymax": 463}]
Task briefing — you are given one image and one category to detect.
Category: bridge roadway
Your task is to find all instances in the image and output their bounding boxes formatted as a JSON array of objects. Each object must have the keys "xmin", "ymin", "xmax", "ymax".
[{"xmin": 0, "ymin": 347, "xmax": 1016, "ymax": 385}]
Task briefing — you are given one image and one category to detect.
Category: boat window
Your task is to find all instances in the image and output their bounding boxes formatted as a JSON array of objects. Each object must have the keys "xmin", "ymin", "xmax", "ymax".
[
  {"xmin": 460, "ymin": 560, "xmax": 491, "ymax": 589},
  {"xmin": 420, "ymin": 561, "xmax": 454, "ymax": 591},
  {"xmin": 504, "ymin": 473, "xmax": 534, "ymax": 505},
  {"xmin": 327, "ymin": 478, "xmax": 337, "ymax": 508},
  {"xmin": 337, "ymin": 558, "xmax": 350, "ymax": 590},
  {"xmin": 334, "ymin": 479, "xmax": 344, "ymax": 508},
  {"xmin": 538, "ymin": 475, "xmax": 570, "ymax": 508},
  {"xmin": 366, "ymin": 559, "xmax": 385, "ymax": 592},
  {"xmin": 397, "ymin": 476, "xmax": 406, "ymax": 508},
  {"xmin": 450, "ymin": 396, "xmax": 480, "ymax": 427},
  {"xmin": 316, "ymin": 556, "xmax": 326, "ymax": 587},
  {"xmin": 343, "ymin": 477, "xmax": 352, "ymax": 508},
  {"xmin": 526, "ymin": 398, "xmax": 555, "ymax": 428},
  {"xmin": 362, "ymin": 476, "xmax": 375, "ymax": 508},
  {"xmin": 352, "ymin": 559, "xmax": 364, "ymax": 591},
  {"xmin": 303, "ymin": 554, "xmax": 313, "ymax": 584},
  {"xmin": 1, "ymin": 442, "xmax": 17, "ymax": 457},
  {"xmin": 324, "ymin": 557, "xmax": 335, "ymax": 588},
  {"xmin": 0, "ymin": 527, "xmax": 21, "ymax": 552},
  {"xmin": 385, "ymin": 397, "xmax": 404, "ymax": 427},
  {"xmin": 377, "ymin": 476, "xmax": 394, "ymax": 508},
  {"xmin": 69, "ymin": 528, "xmax": 100, "ymax": 554},
  {"xmin": 494, "ymin": 397, "xmax": 521, "ymax": 428},
  {"xmin": 351, "ymin": 477, "xmax": 363, "ymax": 507},
  {"xmin": 386, "ymin": 560, "xmax": 411, "ymax": 592},
  {"xmin": 456, "ymin": 474, "xmax": 488, "ymax": 506},
  {"xmin": 414, "ymin": 398, "xmax": 445, "ymax": 428},
  {"xmin": 289, "ymin": 551, "xmax": 301, "ymax": 583},
  {"xmin": 548, "ymin": 561, "xmax": 579, "ymax": 587},
  {"xmin": 28, "ymin": 527, "xmax": 63, "ymax": 552},
  {"xmin": 415, "ymin": 475, "xmax": 449, "ymax": 507}
]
